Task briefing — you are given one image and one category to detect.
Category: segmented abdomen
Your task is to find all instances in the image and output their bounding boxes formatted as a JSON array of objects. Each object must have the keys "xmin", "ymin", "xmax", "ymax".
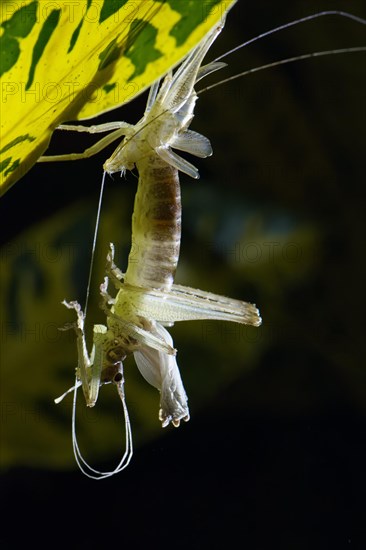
[{"xmin": 124, "ymin": 154, "xmax": 181, "ymax": 291}]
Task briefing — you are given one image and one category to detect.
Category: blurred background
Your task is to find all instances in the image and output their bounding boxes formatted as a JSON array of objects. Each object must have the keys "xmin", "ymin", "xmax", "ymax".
[{"xmin": 1, "ymin": 1, "xmax": 365, "ymax": 548}]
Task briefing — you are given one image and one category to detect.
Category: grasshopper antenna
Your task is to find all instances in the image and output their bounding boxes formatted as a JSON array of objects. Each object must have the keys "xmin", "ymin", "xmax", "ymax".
[
  {"xmin": 199, "ymin": 11, "xmax": 365, "ymax": 95},
  {"xmin": 213, "ymin": 11, "xmax": 366, "ymax": 63}
]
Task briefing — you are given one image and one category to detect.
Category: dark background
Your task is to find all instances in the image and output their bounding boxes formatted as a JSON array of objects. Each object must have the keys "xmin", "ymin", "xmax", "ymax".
[{"xmin": 1, "ymin": 1, "xmax": 365, "ymax": 548}]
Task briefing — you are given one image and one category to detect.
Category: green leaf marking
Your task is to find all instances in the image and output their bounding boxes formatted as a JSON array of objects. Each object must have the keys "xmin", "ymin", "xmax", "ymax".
[
  {"xmin": 0, "ymin": 134, "xmax": 36, "ymax": 155},
  {"xmin": 26, "ymin": 8, "xmax": 61, "ymax": 90},
  {"xmin": 99, "ymin": 0, "xmax": 130, "ymax": 24},
  {"xmin": 0, "ymin": 1, "xmax": 38, "ymax": 77},
  {"xmin": 125, "ymin": 19, "xmax": 162, "ymax": 80},
  {"xmin": 1, "ymin": 1, "xmax": 38, "ymax": 37},
  {"xmin": 67, "ymin": 0, "xmax": 93, "ymax": 53},
  {"xmin": 168, "ymin": 0, "xmax": 223, "ymax": 46}
]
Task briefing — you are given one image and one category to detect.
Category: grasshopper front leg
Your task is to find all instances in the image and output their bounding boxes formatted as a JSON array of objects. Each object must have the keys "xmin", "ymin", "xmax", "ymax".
[{"xmin": 62, "ymin": 300, "xmax": 106, "ymax": 407}]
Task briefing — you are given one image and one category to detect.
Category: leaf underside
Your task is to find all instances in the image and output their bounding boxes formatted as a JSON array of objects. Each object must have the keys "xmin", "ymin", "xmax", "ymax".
[{"xmin": 0, "ymin": 0, "xmax": 236, "ymax": 195}]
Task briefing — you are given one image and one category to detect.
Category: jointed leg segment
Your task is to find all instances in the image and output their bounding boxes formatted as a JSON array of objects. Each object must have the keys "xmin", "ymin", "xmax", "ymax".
[{"xmin": 38, "ymin": 123, "xmax": 132, "ymax": 163}]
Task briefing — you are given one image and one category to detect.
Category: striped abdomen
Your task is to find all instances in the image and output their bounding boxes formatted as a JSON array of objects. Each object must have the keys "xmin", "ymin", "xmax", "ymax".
[{"xmin": 124, "ymin": 154, "xmax": 181, "ymax": 291}]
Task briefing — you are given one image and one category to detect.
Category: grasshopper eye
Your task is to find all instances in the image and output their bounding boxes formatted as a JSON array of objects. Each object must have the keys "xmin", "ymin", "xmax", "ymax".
[
  {"xmin": 114, "ymin": 372, "xmax": 123, "ymax": 383},
  {"xmin": 100, "ymin": 363, "xmax": 123, "ymax": 384}
]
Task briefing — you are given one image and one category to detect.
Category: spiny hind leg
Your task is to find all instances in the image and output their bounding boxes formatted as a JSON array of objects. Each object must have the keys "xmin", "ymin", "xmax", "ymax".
[{"xmin": 38, "ymin": 124, "xmax": 132, "ymax": 163}]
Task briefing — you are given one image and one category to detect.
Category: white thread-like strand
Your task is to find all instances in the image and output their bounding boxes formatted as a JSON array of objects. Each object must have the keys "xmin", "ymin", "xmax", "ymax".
[
  {"xmin": 84, "ymin": 170, "xmax": 106, "ymax": 317},
  {"xmin": 71, "ymin": 367, "xmax": 133, "ymax": 480}
]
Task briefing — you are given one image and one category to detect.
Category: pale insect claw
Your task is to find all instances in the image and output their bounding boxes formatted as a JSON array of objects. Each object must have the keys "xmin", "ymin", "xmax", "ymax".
[
  {"xmin": 159, "ymin": 410, "xmax": 190, "ymax": 429},
  {"xmin": 106, "ymin": 267, "xmax": 125, "ymax": 290},
  {"xmin": 106, "ymin": 243, "xmax": 124, "ymax": 279},
  {"xmin": 60, "ymin": 300, "xmax": 87, "ymax": 335},
  {"xmin": 58, "ymin": 321, "xmax": 77, "ymax": 332},
  {"xmin": 100, "ymin": 276, "xmax": 115, "ymax": 306},
  {"xmin": 62, "ymin": 299, "xmax": 85, "ymax": 325}
]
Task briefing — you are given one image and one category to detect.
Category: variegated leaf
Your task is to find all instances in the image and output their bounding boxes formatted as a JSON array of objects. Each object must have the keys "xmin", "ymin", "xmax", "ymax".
[{"xmin": 0, "ymin": 0, "xmax": 236, "ymax": 195}]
